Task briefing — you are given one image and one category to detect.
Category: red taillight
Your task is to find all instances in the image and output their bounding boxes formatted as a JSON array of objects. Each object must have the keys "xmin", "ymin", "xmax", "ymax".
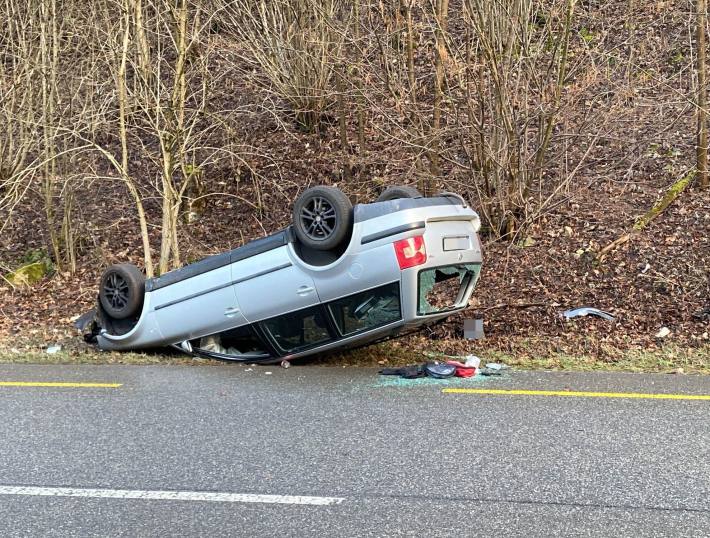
[{"xmin": 394, "ymin": 235, "xmax": 427, "ymax": 269}]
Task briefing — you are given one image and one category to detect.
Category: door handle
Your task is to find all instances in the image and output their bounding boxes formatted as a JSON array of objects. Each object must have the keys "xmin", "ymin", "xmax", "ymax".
[
  {"xmin": 297, "ymin": 285, "xmax": 315, "ymax": 296},
  {"xmin": 224, "ymin": 307, "xmax": 241, "ymax": 317}
]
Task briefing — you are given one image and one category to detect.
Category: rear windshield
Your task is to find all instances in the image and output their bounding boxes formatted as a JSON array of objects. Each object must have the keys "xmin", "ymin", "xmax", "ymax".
[{"xmin": 418, "ymin": 264, "xmax": 481, "ymax": 315}]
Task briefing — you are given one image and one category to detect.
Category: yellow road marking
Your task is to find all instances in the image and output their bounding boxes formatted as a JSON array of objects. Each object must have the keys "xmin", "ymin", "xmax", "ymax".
[
  {"xmin": 442, "ymin": 388, "xmax": 710, "ymax": 400},
  {"xmin": 0, "ymin": 382, "xmax": 122, "ymax": 388}
]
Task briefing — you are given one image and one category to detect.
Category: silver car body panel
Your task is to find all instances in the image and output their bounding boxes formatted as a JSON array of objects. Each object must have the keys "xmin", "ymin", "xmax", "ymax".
[{"xmin": 96, "ymin": 195, "xmax": 483, "ymax": 358}]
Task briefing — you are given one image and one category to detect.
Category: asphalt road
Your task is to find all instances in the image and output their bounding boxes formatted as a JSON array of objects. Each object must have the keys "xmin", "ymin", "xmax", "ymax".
[{"xmin": 0, "ymin": 363, "xmax": 708, "ymax": 537}]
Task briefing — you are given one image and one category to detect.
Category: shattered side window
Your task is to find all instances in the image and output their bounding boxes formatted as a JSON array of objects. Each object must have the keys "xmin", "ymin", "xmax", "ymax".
[
  {"xmin": 327, "ymin": 282, "xmax": 402, "ymax": 336},
  {"xmin": 418, "ymin": 264, "xmax": 481, "ymax": 315},
  {"xmin": 260, "ymin": 306, "xmax": 332, "ymax": 353},
  {"xmin": 196, "ymin": 324, "xmax": 268, "ymax": 358}
]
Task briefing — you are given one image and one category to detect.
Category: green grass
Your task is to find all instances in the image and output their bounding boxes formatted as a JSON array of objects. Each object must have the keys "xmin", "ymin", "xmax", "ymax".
[{"xmin": 0, "ymin": 339, "xmax": 707, "ymax": 374}]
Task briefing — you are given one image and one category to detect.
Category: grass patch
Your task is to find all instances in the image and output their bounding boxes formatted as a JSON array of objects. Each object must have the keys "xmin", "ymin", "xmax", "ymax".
[{"xmin": 0, "ymin": 337, "xmax": 707, "ymax": 373}]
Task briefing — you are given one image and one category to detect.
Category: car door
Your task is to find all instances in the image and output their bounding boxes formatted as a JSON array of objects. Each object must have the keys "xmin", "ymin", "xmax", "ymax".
[
  {"xmin": 232, "ymin": 245, "xmax": 320, "ymax": 322},
  {"xmin": 152, "ymin": 264, "xmax": 248, "ymax": 343}
]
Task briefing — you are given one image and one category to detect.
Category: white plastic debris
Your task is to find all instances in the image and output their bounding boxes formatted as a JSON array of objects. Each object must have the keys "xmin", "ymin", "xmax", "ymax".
[
  {"xmin": 265, "ymin": 371, "xmax": 272, "ymax": 375},
  {"xmin": 563, "ymin": 307, "xmax": 615, "ymax": 321},
  {"xmin": 485, "ymin": 362, "xmax": 509, "ymax": 371},
  {"xmin": 464, "ymin": 355, "xmax": 481, "ymax": 368},
  {"xmin": 655, "ymin": 327, "xmax": 671, "ymax": 339},
  {"xmin": 46, "ymin": 345, "xmax": 61, "ymax": 354},
  {"xmin": 281, "ymin": 360, "xmax": 291, "ymax": 369}
]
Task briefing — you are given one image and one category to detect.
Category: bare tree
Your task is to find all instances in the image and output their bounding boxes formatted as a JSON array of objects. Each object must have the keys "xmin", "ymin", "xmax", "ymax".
[{"xmin": 219, "ymin": 0, "xmax": 349, "ymax": 133}]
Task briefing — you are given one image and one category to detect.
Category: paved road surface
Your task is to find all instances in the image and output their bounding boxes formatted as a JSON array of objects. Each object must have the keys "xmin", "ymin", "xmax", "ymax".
[{"xmin": 0, "ymin": 363, "xmax": 708, "ymax": 537}]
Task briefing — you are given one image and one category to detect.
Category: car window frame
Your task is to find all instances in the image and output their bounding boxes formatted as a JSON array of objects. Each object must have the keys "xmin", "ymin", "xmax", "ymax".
[
  {"xmin": 325, "ymin": 281, "xmax": 403, "ymax": 338},
  {"xmin": 258, "ymin": 305, "xmax": 339, "ymax": 355},
  {"xmin": 416, "ymin": 263, "xmax": 481, "ymax": 316},
  {"xmin": 190, "ymin": 322, "xmax": 276, "ymax": 361}
]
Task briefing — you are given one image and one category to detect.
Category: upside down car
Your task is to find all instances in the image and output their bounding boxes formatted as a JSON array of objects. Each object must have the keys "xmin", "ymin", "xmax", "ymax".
[{"xmin": 80, "ymin": 185, "xmax": 483, "ymax": 363}]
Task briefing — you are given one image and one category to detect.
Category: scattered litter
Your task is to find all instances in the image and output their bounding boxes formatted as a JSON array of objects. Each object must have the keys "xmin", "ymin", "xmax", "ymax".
[
  {"xmin": 463, "ymin": 318, "xmax": 485, "ymax": 340},
  {"xmin": 264, "ymin": 371, "xmax": 272, "ymax": 375},
  {"xmin": 563, "ymin": 307, "xmax": 615, "ymax": 321},
  {"xmin": 245, "ymin": 368, "xmax": 253, "ymax": 372},
  {"xmin": 425, "ymin": 362, "xmax": 456, "ymax": 379},
  {"xmin": 478, "ymin": 368, "xmax": 503, "ymax": 376},
  {"xmin": 445, "ymin": 361, "xmax": 477, "ymax": 378},
  {"xmin": 10, "ymin": 348, "xmax": 19, "ymax": 354},
  {"xmin": 464, "ymin": 355, "xmax": 481, "ymax": 368},
  {"xmin": 692, "ymin": 307, "xmax": 710, "ymax": 321},
  {"xmin": 655, "ymin": 326, "xmax": 671, "ymax": 339},
  {"xmin": 281, "ymin": 360, "xmax": 291, "ymax": 369},
  {"xmin": 380, "ymin": 365, "xmax": 427, "ymax": 379},
  {"xmin": 46, "ymin": 345, "xmax": 61, "ymax": 354},
  {"xmin": 381, "ymin": 352, "xmax": 513, "ymax": 383},
  {"xmin": 376, "ymin": 374, "xmax": 487, "ymax": 387}
]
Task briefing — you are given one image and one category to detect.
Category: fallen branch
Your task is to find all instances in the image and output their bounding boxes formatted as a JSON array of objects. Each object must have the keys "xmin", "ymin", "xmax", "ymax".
[
  {"xmin": 597, "ymin": 170, "xmax": 695, "ymax": 260},
  {"xmin": 481, "ymin": 302, "xmax": 561, "ymax": 312},
  {"xmin": 633, "ymin": 170, "xmax": 695, "ymax": 231}
]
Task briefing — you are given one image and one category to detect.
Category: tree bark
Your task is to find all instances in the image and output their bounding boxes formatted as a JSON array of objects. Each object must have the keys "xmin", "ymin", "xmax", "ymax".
[{"xmin": 697, "ymin": 0, "xmax": 708, "ymax": 189}]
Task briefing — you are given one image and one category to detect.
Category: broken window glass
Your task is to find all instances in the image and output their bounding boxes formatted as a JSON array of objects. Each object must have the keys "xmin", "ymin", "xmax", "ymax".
[
  {"xmin": 328, "ymin": 282, "xmax": 401, "ymax": 336},
  {"xmin": 260, "ymin": 306, "xmax": 332, "ymax": 353},
  {"xmin": 195, "ymin": 324, "xmax": 268, "ymax": 358},
  {"xmin": 418, "ymin": 264, "xmax": 481, "ymax": 315}
]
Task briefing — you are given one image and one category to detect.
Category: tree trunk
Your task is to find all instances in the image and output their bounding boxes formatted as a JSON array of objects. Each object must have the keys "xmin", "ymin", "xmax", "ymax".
[{"xmin": 697, "ymin": 0, "xmax": 708, "ymax": 189}]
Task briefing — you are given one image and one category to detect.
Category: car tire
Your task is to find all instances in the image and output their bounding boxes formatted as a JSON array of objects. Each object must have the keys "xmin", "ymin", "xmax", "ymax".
[
  {"xmin": 376, "ymin": 185, "xmax": 423, "ymax": 202},
  {"xmin": 99, "ymin": 263, "xmax": 145, "ymax": 320},
  {"xmin": 293, "ymin": 186, "xmax": 353, "ymax": 251}
]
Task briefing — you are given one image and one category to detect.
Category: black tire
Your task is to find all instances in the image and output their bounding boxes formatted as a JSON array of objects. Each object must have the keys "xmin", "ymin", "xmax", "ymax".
[
  {"xmin": 376, "ymin": 185, "xmax": 423, "ymax": 202},
  {"xmin": 99, "ymin": 263, "xmax": 145, "ymax": 320},
  {"xmin": 293, "ymin": 186, "xmax": 353, "ymax": 251}
]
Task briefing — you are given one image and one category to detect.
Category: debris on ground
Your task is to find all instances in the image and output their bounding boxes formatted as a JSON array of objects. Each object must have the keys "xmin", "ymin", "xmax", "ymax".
[
  {"xmin": 478, "ymin": 368, "xmax": 503, "ymax": 376},
  {"xmin": 692, "ymin": 307, "xmax": 710, "ymax": 321},
  {"xmin": 464, "ymin": 355, "xmax": 481, "ymax": 368},
  {"xmin": 655, "ymin": 326, "xmax": 671, "ymax": 339},
  {"xmin": 46, "ymin": 345, "xmax": 61, "ymax": 354},
  {"xmin": 445, "ymin": 361, "xmax": 477, "ymax": 377},
  {"xmin": 281, "ymin": 360, "xmax": 291, "ymax": 369},
  {"xmin": 379, "ymin": 354, "xmax": 507, "ymax": 381},
  {"xmin": 379, "ymin": 364, "xmax": 427, "ymax": 378},
  {"xmin": 424, "ymin": 362, "xmax": 457, "ymax": 378},
  {"xmin": 563, "ymin": 307, "xmax": 615, "ymax": 321}
]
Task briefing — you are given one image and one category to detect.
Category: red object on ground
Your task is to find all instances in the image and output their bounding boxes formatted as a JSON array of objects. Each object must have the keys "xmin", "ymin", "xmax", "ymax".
[{"xmin": 446, "ymin": 360, "xmax": 477, "ymax": 378}]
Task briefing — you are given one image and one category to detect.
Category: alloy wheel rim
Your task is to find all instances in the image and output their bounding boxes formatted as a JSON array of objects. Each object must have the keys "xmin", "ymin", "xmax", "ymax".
[
  {"xmin": 104, "ymin": 272, "xmax": 129, "ymax": 310},
  {"xmin": 300, "ymin": 196, "xmax": 337, "ymax": 241}
]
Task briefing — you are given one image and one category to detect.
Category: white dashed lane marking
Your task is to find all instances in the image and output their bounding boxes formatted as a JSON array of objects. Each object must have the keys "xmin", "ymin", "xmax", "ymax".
[{"xmin": 0, "ymin": 485, "xmax": 344, "ymax": 506}]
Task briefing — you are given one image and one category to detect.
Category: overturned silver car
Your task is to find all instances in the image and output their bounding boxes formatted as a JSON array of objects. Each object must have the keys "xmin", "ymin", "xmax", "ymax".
[{"xmin": 82, "ymin": 185, "xmax": 483, "ymax": 363}]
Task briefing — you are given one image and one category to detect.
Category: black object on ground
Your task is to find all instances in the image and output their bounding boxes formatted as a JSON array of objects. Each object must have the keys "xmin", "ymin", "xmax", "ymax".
[
  {"xmin": 379, "ymin": 365, "xmax": 427, "ymax": 379},
  {"xmin": 379, "ymin": 362, "xmax": 457, "ymax": 379}
]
